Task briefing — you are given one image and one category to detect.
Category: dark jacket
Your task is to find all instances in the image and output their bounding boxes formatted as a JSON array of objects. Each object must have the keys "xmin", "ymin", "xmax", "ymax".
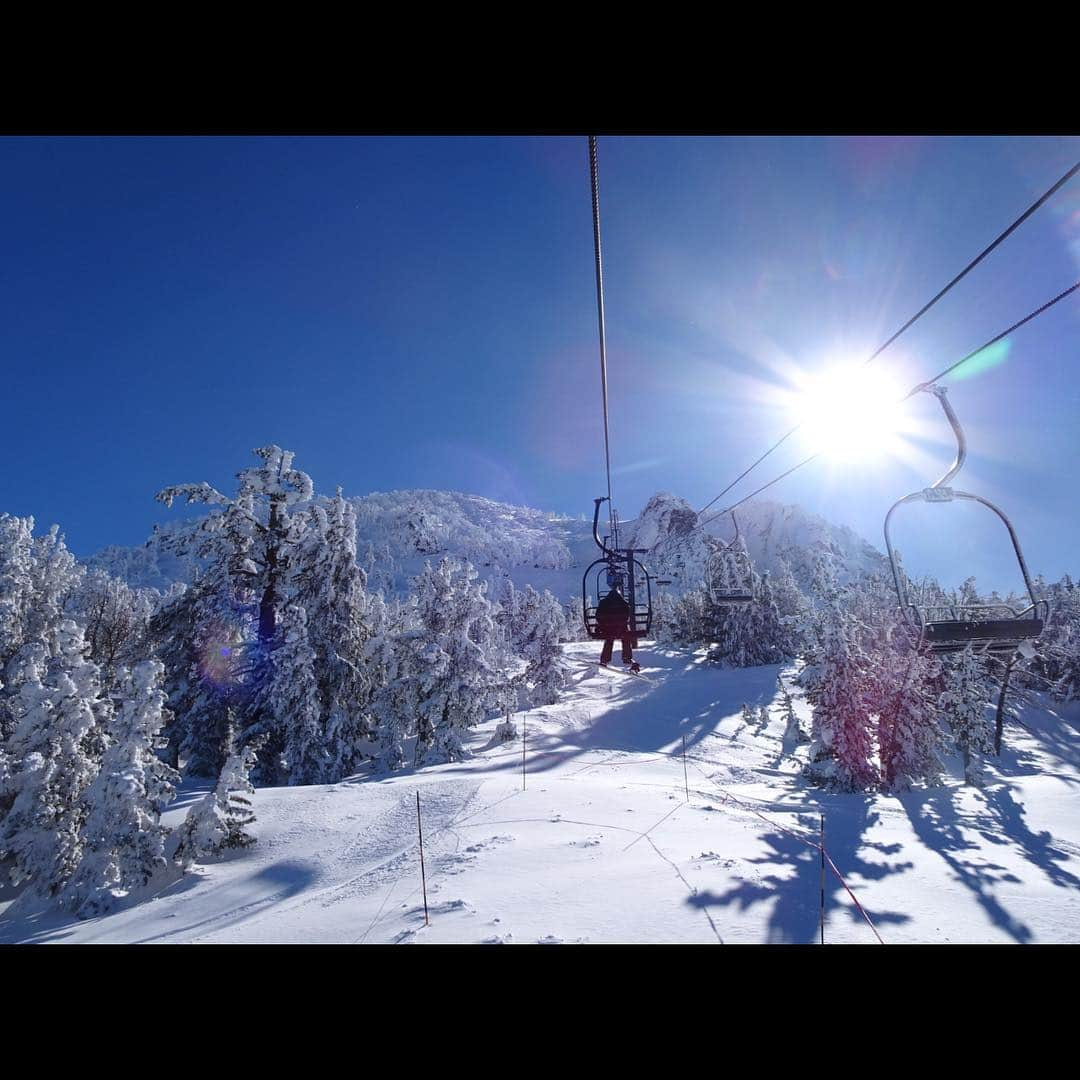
[{"xmin": 596, "ymin": 591, "xmax": 631, "ymax": 636}]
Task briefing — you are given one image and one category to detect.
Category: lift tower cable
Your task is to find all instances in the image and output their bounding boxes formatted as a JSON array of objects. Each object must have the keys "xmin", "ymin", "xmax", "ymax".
[
  {"xmin": 697, "ymin": 277, "xmax": 1080, "ymax": 531},
  {"xmin": 589, "ymin": 134, "xmax": 616, "ymax": 541},
  {"xmin": 696, "ymin": 157, "xmax": 1080, "ymax": 519}
]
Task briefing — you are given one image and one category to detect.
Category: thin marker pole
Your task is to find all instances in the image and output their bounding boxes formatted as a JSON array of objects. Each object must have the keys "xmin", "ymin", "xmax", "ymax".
[
  {"xmin": 416, "ymin": 791, "xmax": 430, "ymax": 927},
  {"xmin": 819, "ymin": 813, "xmax": 825, "ymax": 945},
  {"xmin": 522, "ymin": 712, "xmax": 526, "ymax": 791},
  {"xmin": 682, "ymin": 733, "xmax": 689, "ymax": 802}
]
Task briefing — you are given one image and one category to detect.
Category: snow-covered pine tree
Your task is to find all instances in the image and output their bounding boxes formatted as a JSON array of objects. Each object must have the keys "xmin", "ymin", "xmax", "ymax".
[
  {"xmin": 171, "ymin": 733, "xmax": 263, "ymax": 867},
  {"xmin": 59, "ymin": 660, "xmax": 180, "ymax": 917},
  {"xmin": 409, "ymin": 558, "xmax": 504, "ymax": 766},
  {"xmin": 939, "ymin": 645, "xmax": 994, "ymax": 786},
  {"xmin": 294, "ymin": 491, "xmax": 374, "ymax": 781},
  {"xmin": 709, "ymin": 570, "xmax": 792, "ymax": 668},
  {"xmin": 246, "ymin": 603, "xmax": 327, "ymax": 786},
  {"xmin": 366, "ymin": 594, "xmax": 421, "ymax": 771},
  {"xmin": 157, "ymin": 445, "xmax": 314, "ymax": 653},
  {"xmin": 872, "ymin": 635, "xmax": 945, "ymax": 792},
  {"xmin": 777, "ymin": 672, "xmax": 809, "ymax": 744},
  {"xmin": 802, "ymin": 605, "xmax": 878, "ymax": 792},
  {"xmin": 1, "ymin": 515, "xmax": 85, "ymax": 741},
  {"xmin": 498, "ymin": 583, "xmax": 569, "ymax": 707},
  {"xmin": 0, "ymin": 621, "xmax": 108, "ymax": 898},
  {"xmin": 25, "ymin": 524, "xmax": 84, "ymax": 657},
  {"xmin": 521, "ymin": 587, "xmax": 571, "ymax": 705},
  {"xmin": 147, "ymin": 572, "xmax": 246, "ymax": 776},
  {"xmin": 155, "ymin": 446, "xmax": 315, "ymax": 778},
  {"xmin": 666, "ymin": 587, "xmax": 709, "ymax": 648}
]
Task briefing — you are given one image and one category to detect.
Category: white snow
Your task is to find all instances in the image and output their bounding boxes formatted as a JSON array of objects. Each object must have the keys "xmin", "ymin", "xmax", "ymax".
[{"xmin": 3, "ymin": 640, "xmax": 1078, "ymax": 944}]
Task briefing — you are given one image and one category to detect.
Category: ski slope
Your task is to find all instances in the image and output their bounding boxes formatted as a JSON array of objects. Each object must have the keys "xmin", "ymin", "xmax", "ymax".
[{"xmin": 3, "ymin": 641, "xmax": 1079, "ymax": 944}]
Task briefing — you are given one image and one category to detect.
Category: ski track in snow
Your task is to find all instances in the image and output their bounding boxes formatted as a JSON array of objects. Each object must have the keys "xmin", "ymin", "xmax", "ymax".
[{"xmin": 5, "ymin": 641, "xmax": 1080, "ymax": 944}]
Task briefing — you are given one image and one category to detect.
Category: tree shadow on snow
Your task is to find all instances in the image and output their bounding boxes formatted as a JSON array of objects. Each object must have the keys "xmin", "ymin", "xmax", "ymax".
[{"xmin": 897, "ymin": 784, "xmax": 1080, "ymax": 943}]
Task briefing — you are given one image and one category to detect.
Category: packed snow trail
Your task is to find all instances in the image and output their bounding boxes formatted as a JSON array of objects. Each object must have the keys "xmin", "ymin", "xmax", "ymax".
[{"xmin": 3, "ymin": 641, "xmax": 1079, "ymax": 944}]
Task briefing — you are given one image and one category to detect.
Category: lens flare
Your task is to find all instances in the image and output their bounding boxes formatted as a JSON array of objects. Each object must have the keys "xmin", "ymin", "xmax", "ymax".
[{"xmin": 196, "ymin": 619, "xmax": 246, "ymax": 688}]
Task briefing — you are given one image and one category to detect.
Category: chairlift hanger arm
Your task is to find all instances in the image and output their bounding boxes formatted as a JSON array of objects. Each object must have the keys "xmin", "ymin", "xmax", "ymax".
[{"xmin": 592, "ymin": 496, "xmax": 615, "ymax": 558}]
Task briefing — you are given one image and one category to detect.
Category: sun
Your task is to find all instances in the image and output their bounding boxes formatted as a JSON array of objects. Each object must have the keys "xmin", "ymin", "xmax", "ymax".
[{"xmin": 790, "ymin": 362, "xmax": 909, "ymax": 462}]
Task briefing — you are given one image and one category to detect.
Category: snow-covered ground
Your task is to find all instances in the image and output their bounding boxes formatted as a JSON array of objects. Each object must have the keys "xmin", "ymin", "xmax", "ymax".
[{"xmin": 3, "ymin": 641, "xmax": 1079, "ymax": 944}]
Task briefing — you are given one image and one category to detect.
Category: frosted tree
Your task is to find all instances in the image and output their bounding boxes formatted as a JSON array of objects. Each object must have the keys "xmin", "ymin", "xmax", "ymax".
[
  {"xmin": 802, "ymin": 606, "xmax": 877, "ymax": 791},
  {"xmin": 777, "ymin": 673, "xmax": 808, "ymax": 745},
  {"xmin": 67, "ymin": 568, "xmax": 156, "ymax": 690},
  {"xmin": 156, "ymin": 444, "xmax": 314, "ymax": 654},
  {"xmin": 939, "ymin": 645, "xmax": 994, "ymax": 786},
  {"xmin": 496, "ymin": 582, "xmax": 569, "ymax": 707},
  {"xmin": 25, "ymin": 524, "xmax": 84, "ymax": 657},
  {"xmin": 1, "ymin": 515, "xmax": 84, "ymax": 746},
  {"xmin": 710, "ymin": 571, "xmax": 792, "ymax": 668},
  {"xmin": 294, "ymin": 491, "xmax": 374, "ymax": 781},
  {"xmin": 366, "ymin": 595, "xmax": 422, "ymax": 771},
  {"xmin": 873, "ymin": 637, "xmax": 944, "ymax": 792},
  {"xmin": 0, "ymin": 514, "xmax": 36, "ymax": 675},
  {"xmin": 60, "ymin": 660, "xmax": 180, "ymax": 917},
  {"xmin": 519, "ymin": 587, "xmax": 571, "ymax": 706},
  {"xmin": 769, "ymin": 558, "xmax": 809, "ymax": 653},
  {"xmin": 408, "ymin": 559, "xmax": 504, "ymax": 766},
  {"xmin": 155, "ymin": 446, "xmax": 314, "ymax": 776},
  {"xmin": 172, "ymin": 734, "xmax": 263, "ymax": 866},
  {"xmin": 147, "ymin": 575, "xmax": 245, "ymax": 776},
  {"xmin": 666, "ymin": 587, "xmax": 710, "ymax": 648},
  {"xmin": 246, "ymin": 604, "xmax": 327, "ymax": 786},
  {"xmin": 0, "ymin": 622, "xmax": 108, "ymax": 898}
]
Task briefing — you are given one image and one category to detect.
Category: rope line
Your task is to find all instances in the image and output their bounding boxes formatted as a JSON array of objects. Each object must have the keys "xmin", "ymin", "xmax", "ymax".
[{"xmin": 823, "ymin": 851, "xmax": 885, "ymax": 944}]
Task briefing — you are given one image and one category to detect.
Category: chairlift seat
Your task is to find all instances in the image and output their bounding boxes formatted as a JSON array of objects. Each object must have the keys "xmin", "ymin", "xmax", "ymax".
[
  {"xmin": 922, "ymin": 616, "xmax": 1044, "ymax": 654},
  {"xmin": 713, "ymin": 590, "xmax": 754, "ymax": 604}
]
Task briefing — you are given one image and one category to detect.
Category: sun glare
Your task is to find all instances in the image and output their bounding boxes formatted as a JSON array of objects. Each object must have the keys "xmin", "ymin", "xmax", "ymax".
[{"xmin": 791, "ymin": 363, "xmax": 909, "ymax": 462}]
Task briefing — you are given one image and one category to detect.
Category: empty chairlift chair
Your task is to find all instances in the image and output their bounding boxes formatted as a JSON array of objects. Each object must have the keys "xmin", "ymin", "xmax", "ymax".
[
  {"xmin": 708, "ymin": 510, "xmax": 756, "ymax": 605},
  {"xmin": 882, "ymin": 385, "xmax": 1048, "ymax": 655}
]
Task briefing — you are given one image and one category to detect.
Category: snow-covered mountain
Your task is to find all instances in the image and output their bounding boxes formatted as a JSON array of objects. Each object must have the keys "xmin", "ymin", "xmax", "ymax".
[
  {"xmin": 626, "ymin": 491, "xmax": 888, "ymax": 593},
  {"xmin": 87, "ymin": 488, "xmax": 889, "ymax": 602}
]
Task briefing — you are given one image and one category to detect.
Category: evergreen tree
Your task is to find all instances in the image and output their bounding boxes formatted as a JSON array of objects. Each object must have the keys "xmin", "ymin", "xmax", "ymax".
[
  {"xmin": 709, "ymin": 570, "xmax": 792, "ymax": 668},
  {"xmin": 778, "ymin": 673, "xmax": 808, "ymax": 745},
  {"xmin": 294, "ymin": 491, "xmax": 374, "ymax": 781},
  {"xmin": 0, "ymin": 622, "xmax": 108, "ymax": 898},
  {"xmin": 246, "ymin": 604, "xmax": 327, "ymax": 786},
  {"xmin": 802, "ymin": 606, "xmax": 877, "ymax": 792},
  {"xmin": 366, "ymin": 595, "xmax": 421, "ymax": 771},
  {"xmin": 408, "ymin": 559, "xmax": 504, "ymax": 766},
  {"xmin": 940, "ymin": 645, "xmax": 994, "ymax": 786},
  {"xmin": 60, "ymin": 660, "xmax": 179, "ymax": 917},
  {"xmin": 147, "ymin": 575, "xmax": 245, "ymax": 776},
  {"xmin": 873, "ymin": 637, "xmax": 945, "ymax": 792},
  {"xmin": 172, "ymin": 733, "xmax": 263, "ymax": 866}
]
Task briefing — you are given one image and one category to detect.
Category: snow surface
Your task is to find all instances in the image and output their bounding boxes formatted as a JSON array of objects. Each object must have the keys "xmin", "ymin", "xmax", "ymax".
[{"xmin": 3, "ymin": 641, "xmax": 1078, "ymax": 944}]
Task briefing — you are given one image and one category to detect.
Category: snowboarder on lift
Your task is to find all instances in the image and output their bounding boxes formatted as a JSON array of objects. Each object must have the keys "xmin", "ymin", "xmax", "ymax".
[{"xmin": 596, "ymin": 580, "xmax": 641, "ymax": 672}]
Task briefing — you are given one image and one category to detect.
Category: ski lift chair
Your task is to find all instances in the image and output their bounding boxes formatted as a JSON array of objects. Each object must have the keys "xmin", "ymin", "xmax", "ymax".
[{"xmin": 883, "ymin": 385, "xmax": 1048, "ymax": 655}]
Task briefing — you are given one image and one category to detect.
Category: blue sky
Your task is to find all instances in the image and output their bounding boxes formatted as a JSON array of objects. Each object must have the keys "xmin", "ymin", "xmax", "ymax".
[{"xmin": 2, "ymin": 135, "xmax": 1078, "ymax": 593}]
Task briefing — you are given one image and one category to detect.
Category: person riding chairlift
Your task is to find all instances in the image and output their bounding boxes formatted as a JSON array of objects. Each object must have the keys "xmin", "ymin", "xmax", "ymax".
[{"xmin": 596, "ymin": 579, "xmax": 641, "ymax": 672}]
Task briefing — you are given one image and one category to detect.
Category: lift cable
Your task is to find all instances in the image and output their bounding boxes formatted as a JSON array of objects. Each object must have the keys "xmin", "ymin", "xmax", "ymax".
[
  {"xmin": 696, "ymin": 158, "xmax": 1080, "ymax": 519},
  {"xmin": 694, "ymin": 278, "xmax": 1080, "ymax": 533},
  {"xmin": 589, "ymin": 135, "xmax": 616, "ymax": 538}
]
